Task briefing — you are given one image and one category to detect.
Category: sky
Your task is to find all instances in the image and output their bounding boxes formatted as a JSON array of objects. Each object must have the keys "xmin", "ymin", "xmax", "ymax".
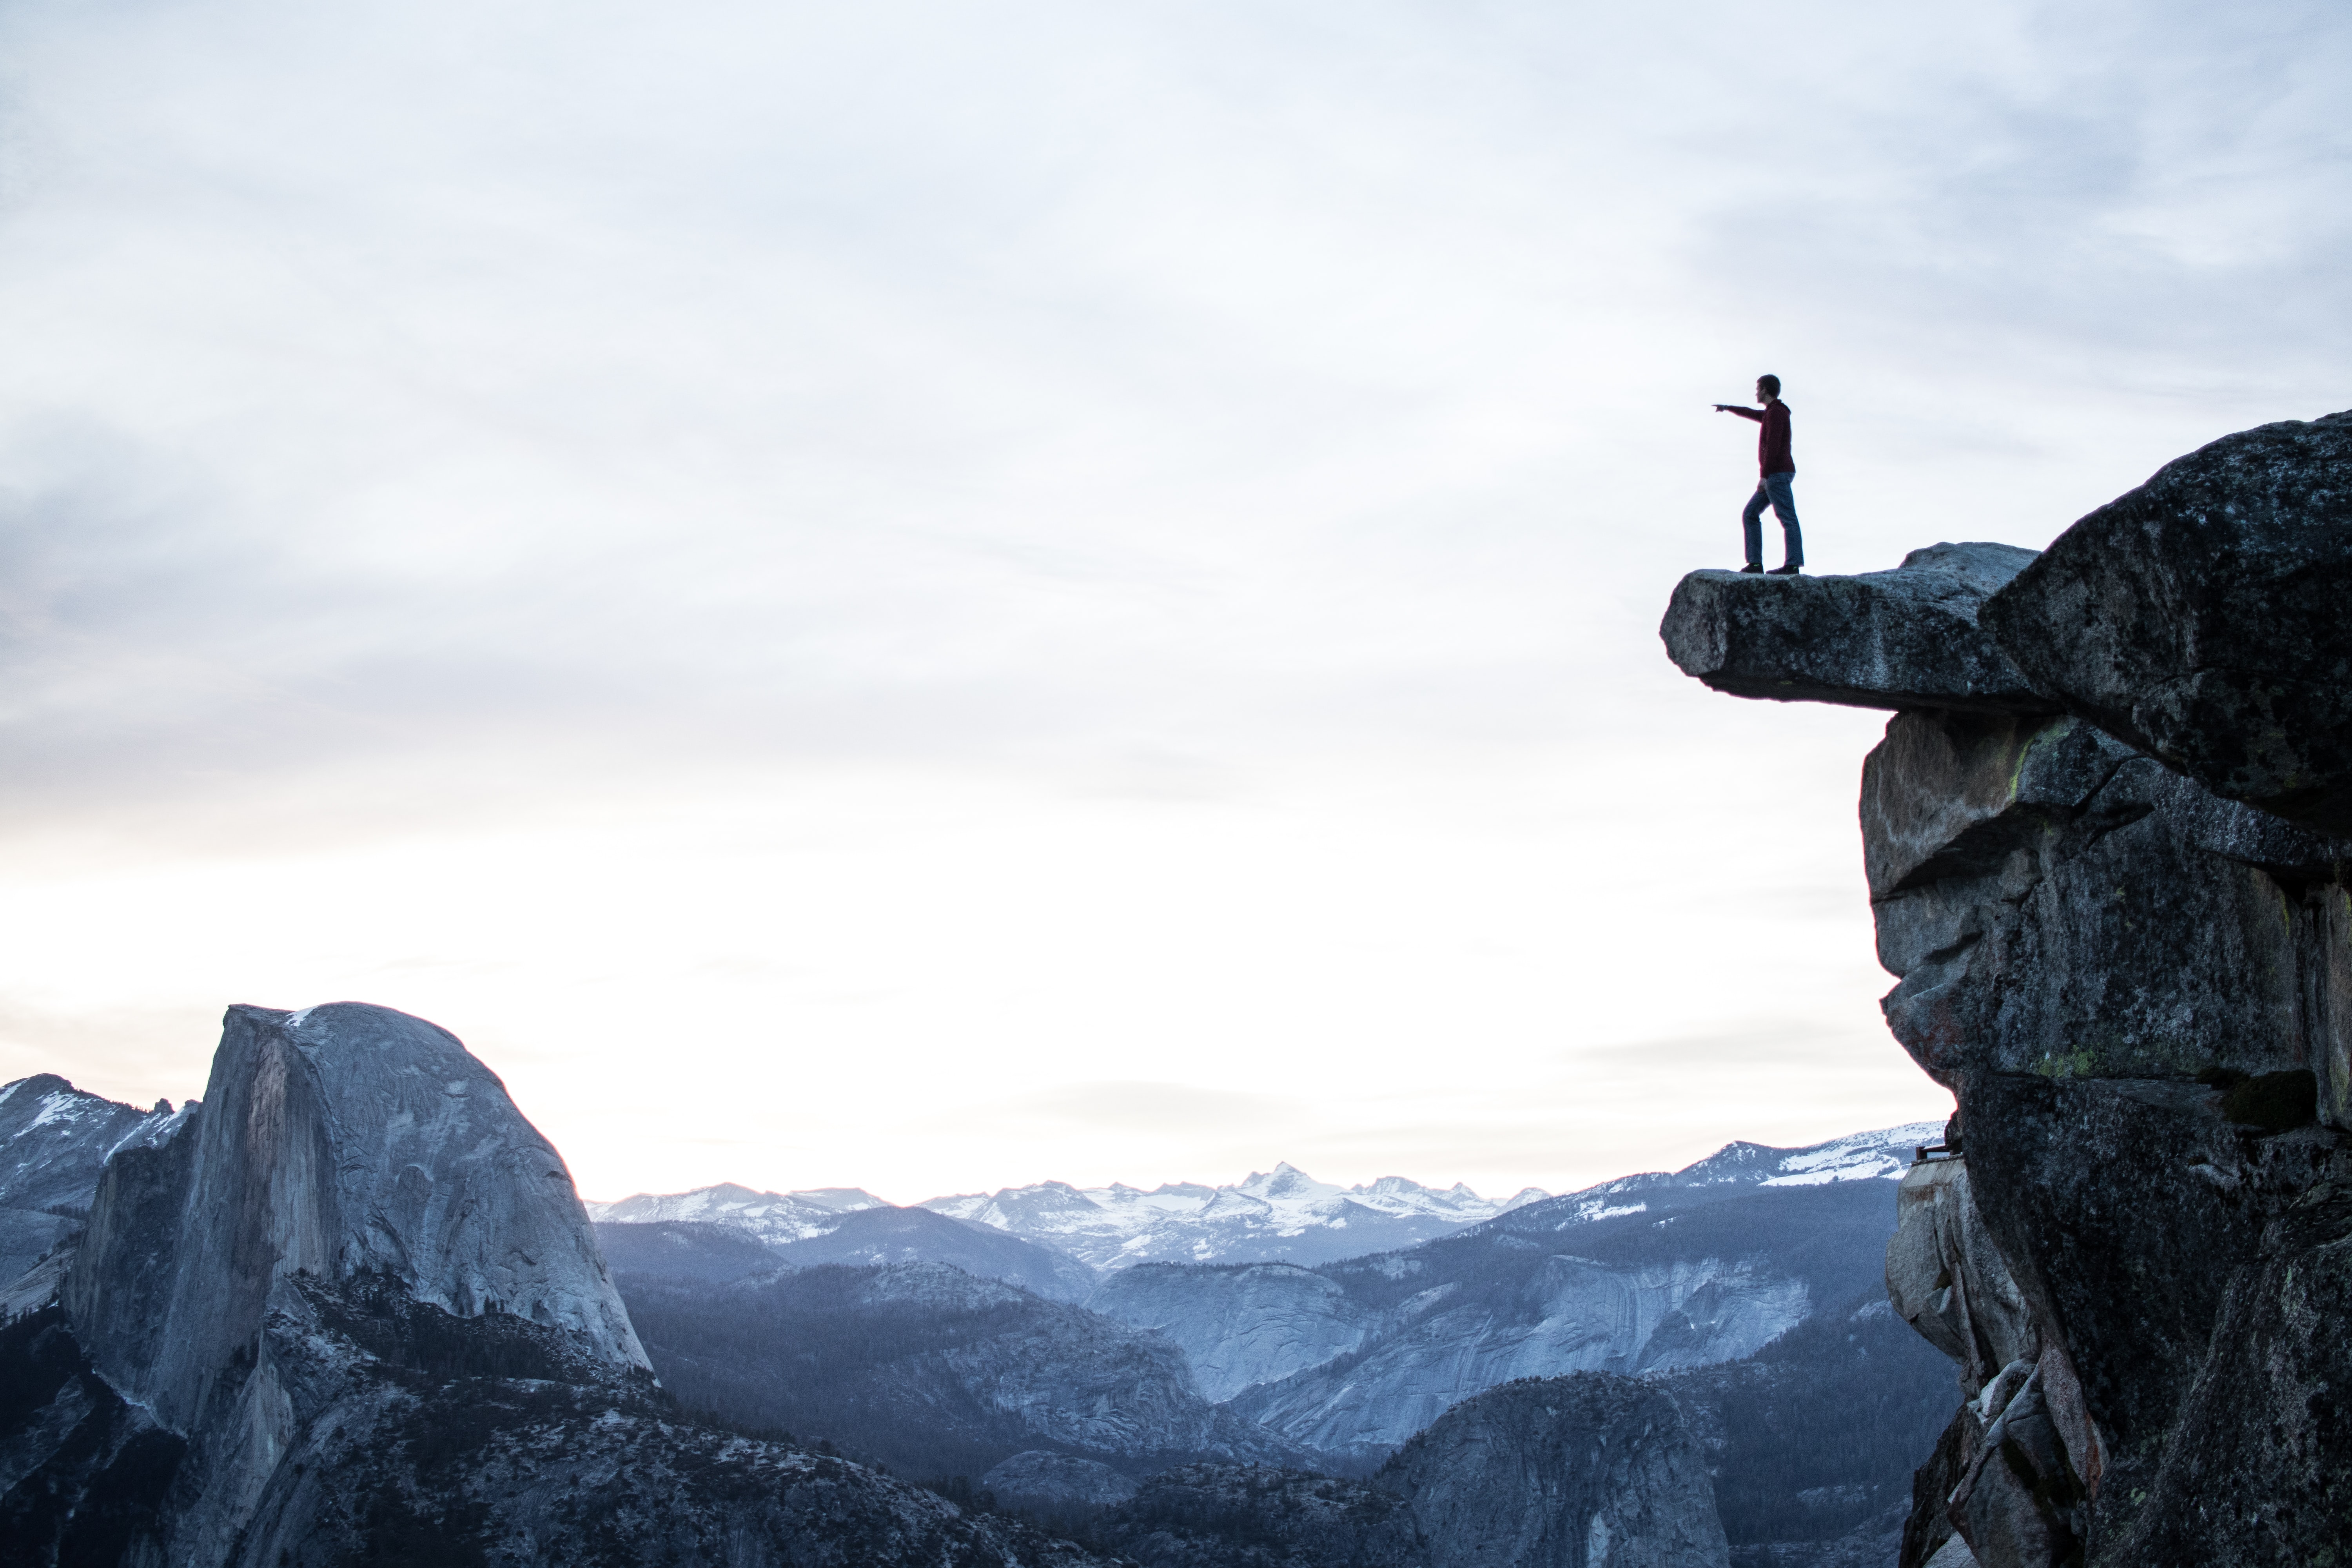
[{"xmin": 0, "ymin": 0, "xmax": 2345, "ymax": 1205}]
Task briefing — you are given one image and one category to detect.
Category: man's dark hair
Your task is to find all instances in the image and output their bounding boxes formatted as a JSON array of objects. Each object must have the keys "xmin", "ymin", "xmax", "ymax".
[{"xmin": 1757, "ymin": 374, "xmax": 1781, "ymax": 396}]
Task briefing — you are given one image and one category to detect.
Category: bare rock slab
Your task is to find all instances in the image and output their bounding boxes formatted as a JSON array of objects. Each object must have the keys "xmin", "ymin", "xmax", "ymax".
[
  {"xmin": 1661, "ymin": 543, "xmax": 2054, "ymax": 713},
  {"xmin": 1980, "ymin": 407, "xmax": 2352, "ymax": 835}
]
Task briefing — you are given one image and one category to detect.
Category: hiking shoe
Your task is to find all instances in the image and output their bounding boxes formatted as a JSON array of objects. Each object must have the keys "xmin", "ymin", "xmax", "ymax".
[
  {"xmin": 1767, "ymin": 564, "xmax": 1803, "ymax": 575},
  {"xmin": 1738, "ymin": 563, "xmax": 1764, "ymax": 573}
]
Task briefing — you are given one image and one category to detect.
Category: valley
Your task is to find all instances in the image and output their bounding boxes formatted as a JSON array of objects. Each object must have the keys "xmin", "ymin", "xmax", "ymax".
[{"xmin": 0, "ymin": 1034, "xmax": 1948, "ymax": 1566}]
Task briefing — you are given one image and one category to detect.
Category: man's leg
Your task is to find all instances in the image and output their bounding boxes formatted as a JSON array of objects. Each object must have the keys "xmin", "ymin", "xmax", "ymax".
[
  {"xmin": 1740, "ymin": 483, "xmax": 1769, "ymax": 569},
  {"xmin": 1765, "ymin": 472, "xmax": 1802, "ymax": 568}
]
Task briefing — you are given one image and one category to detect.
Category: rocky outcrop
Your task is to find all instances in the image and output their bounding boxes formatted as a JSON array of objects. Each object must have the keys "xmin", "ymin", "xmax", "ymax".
[
  {"xmin": 1661, "ymin": 405, "xmax": 2352, "ymax": 1568},
  {"xmin": 1980, "ymin": 409, "xmax": 2352, "ymax": 835},
  {"xmin": 1660, "ymin": 543, "xmax": 2053, "ymax": 712},
  {"xmin": 1381, "ymin": 1375, "xmax": 1728, "ymax": 1568},
  {"xmin": 65, "ymin": 1005, "xmax": 643, "ymax": 1434},
  {"xmin": 0, "ymin": 1004, "xmax": 1115, "ymax": 1568},
  {"xmin": 1087, "ymin": 1374, "xmax": 1727, "ymax": 1568}
]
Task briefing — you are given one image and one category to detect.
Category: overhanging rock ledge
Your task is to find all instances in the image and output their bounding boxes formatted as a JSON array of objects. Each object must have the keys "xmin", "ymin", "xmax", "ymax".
[{"xmin": 1658, "ymin": 541, "xmax": 2055, "ymax": 713}]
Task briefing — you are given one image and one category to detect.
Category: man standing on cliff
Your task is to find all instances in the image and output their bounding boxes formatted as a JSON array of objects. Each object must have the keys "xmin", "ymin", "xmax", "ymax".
[{"xmin": 1714, "ymin": 375, "xmax": 1803, "ymax": 575}]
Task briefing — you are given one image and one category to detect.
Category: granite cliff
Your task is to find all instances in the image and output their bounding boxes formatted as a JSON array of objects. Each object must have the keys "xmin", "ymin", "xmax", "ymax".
[
  {"xmin": 0, "ymin": 1003, "xmax": 1111, "ymax": 1567},
  {"xmin": 1661, "ymin": 407, "xmax": 2352, "ymax": 1566}
]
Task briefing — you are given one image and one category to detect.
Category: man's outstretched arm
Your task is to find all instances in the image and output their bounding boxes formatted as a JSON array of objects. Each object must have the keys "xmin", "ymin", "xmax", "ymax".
[{"xmin": 1713, "ymin": 404, "xmax": 1764, "ymax": 422}]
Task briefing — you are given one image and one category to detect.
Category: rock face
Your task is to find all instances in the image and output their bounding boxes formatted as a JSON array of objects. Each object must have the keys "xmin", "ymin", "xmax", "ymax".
[
  {"xmin": 1383, "ymin": 1376, "xmax": 1728, "ymax": 1568},
  {"xmin": 1235, "ymin": 1177, "xmax": 1900, "ymax": 1459},
  {"xmin": 1, "ymin": 1004, "xmax": 1113, "ymax": 1568},
  {"xmin": 1980, "ymin": 408, "xmax": 2352, "ymax": 835},
  {"xmin": 64, "ymin": 1004, "xmax": 644, "ymax": 1442},
  {"xmin": 1661, "ymin": 406, "xmax": 2352, "ymax": 1568},
  {"xmin": 1660, "ymin": 543, "xmax": 2053, "ymax": 712},
  {"xmin": 1088, "ymin": 1261, "xmax": 1377, "ymax": 1401},
  {"xmin": 1085, "ymin": 1374, "xmax": 1728, "ymax": 1568}
]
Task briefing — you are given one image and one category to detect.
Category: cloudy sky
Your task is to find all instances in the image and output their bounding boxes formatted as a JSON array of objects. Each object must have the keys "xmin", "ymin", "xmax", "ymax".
[{"xmin": 0, "ymin": 0, "xmax": 2345, "ymax": 1204}]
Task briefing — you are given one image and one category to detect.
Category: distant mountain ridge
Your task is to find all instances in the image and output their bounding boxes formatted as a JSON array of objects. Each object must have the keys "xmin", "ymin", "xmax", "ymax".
[
  {"xmin": 589, "ymin": 1162, "xmax": 1553, "ymax": 1277},
  {"xmin": 922, "ymin": 1162, "xmax": 1555, "ymax": 1271},
  {"xmin": 0, "ymin": 1074, "xmax": 190, "ymax": 1287},
  {"xmin": 0, "ymin": 1068, "xmax": 1953, "ymax": 1564},
  {"xmin": 587, "ymin": 1181, "xmax": 889, "ymax": 1243},
  {"xmin": 584, "ymin": 1126, "xmax": 1936, "ymax": 1283},
  {"xmin": 1477, "ymin": 1122, "xmax": 1942, "ymax": 1237},
  {"xmin": 593, "ymin": 1118, "xmax": 1954, "ymax": 1556}
]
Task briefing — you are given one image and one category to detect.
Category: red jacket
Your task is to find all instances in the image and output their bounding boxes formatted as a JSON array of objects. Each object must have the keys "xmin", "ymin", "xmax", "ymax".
[{"xmin": 1730, "ymin": 402, "xmax": 1794, "ymax": 476}]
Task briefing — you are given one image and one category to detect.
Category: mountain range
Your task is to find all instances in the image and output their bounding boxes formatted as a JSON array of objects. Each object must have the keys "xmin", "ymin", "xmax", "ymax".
[
  {"xmin": 588, "ymin": 1162, "xmax": 1552, "ymax": 1273},
  {"xmin": 0, "ymin": 1050, "xmax": 1950, "ymax": 1566},
  {"xmin": 587, "ymin": 1124, "xmax": 1935, "ymax": 1298},
  {"xmin": 590, "ymin": 1117, "xmax": 1951, "ymax": 1555},
  {"xmin": 2, "ymin": 1021, "xmax": 1801, "ymax": 1568}
]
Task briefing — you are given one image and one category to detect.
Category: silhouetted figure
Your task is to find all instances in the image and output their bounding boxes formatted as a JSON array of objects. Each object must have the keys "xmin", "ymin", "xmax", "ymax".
[{"xmin": 1713, "ymin": 376, "xmax": 1803, "ymax": 575}]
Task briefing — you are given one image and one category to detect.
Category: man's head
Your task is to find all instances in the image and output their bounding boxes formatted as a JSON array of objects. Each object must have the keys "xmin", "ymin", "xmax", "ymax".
[{"xmin": 1756, "ymin": 374, "xmax": 1781, "ymax": 402}]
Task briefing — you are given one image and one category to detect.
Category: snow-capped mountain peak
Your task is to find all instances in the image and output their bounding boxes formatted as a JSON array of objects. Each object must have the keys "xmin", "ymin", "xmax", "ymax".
[
  {"xmin": 1482, "ymin": 1122, "xmax": 1947, "ymax": 1243},
  {"xmin": 910, "ymin": 1163, "xmax": 1552, "ymax": 1271},
  {"xmin": 587, "ymin": 1182, "xmax": 889, "ymax": 1245},
  {"xmin": 577, "ymin": 1125, "xmax": 1936, "ymax": 1279},
  {"xmin": 1239, "ymin": 1163, "xmax": 1336, "ymax": 1202}
]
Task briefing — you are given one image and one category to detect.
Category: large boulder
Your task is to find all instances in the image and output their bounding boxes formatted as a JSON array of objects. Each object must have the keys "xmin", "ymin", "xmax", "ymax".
[
  {"xmin": 1660, "ymin": 543, "xmax": 2054, "ymax": 713},
  {"xmin": 1980, "ymin": 408, "xmax": 2352, "ymax": 835}
]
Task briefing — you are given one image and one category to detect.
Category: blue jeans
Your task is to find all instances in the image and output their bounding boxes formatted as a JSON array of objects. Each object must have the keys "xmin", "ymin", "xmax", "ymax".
[{"xmin": 1742, "ymin": 472, "xmax": 1802, "ymax": 568}]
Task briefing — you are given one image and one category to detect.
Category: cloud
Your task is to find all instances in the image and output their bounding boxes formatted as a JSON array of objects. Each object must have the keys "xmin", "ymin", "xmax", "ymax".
[
  {"xmin": 0, "ymin": 0, "xmax": 2333, "ymax": 1195},
  {"xmin": 1012, "ymin": 1081, "xmax": 1302, "ymax": 1135}
]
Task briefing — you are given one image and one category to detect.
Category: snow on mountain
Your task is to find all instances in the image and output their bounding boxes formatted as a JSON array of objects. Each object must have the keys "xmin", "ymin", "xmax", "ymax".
[
  {"xmin": 921, "ymin": 1162, "xmax": 1555, "ymax": 1271},
  {"xmin": 586, "ymin": 1181, "xmax": 889, "ymax": 1243},
  {"xmin": 0, "ymin": 1073, "xmax": 190, "ymax": 1287},
  {"xmin": 580, "ymin": 1125, "xmax": 1937, "ymax": 1281},
  {"xmin": 1484, "ymin": 1122, "xmax": 1946, "ymax": 1239},
  {"xmin": 1755, "ymin": 1123, "xmax": 1943, "ymax": 1185}
]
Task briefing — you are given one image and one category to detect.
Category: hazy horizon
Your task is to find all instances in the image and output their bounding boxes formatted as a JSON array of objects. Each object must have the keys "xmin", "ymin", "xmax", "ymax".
[{"xmin": 2, "ymin": 0, "xmax": 2344, "ymax": 1200}]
